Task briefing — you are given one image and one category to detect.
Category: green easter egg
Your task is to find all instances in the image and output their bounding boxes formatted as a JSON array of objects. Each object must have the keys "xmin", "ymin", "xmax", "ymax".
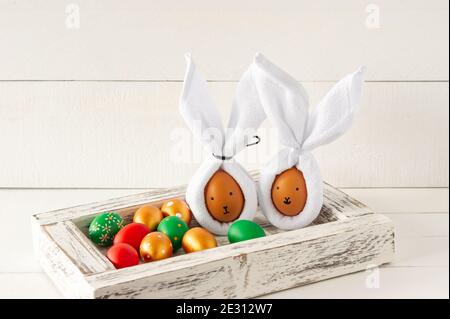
[
  {"xmin": 88, "ymin": 212, "xmax": 124, "ymax": 246},
  {"xmin": 157, "ymin": 216, "xmax": 188, "ymax": 251},
  {"xmin": 228, "ymin": 220, "xmax": 265, "ymax": 243}
]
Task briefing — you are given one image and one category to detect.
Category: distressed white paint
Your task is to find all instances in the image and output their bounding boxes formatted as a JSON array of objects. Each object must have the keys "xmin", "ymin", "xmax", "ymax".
[
  {"xmin": 90, "ymin": 214, "xmax": 394, "ymax": 298},
  {"xmin": 1, "ymin": 187, "xmax": 447, "ymax": 274},
  {"xmin": 2, "ymin": 265, "xmax": 448, "ymax": 299},
  {"xmin": 31, "ymin": 179, "xmax": 395, "ymax": 299},
  {"xmin": 44, "ymin": 221, "xmax": 115, "ymax": 273},
  {"xmin": 0, "ymin": 81, "xmax": 447, "ymax": 188},
  {"xmin": 0, "ymin": 0, "xmax": 447, "ymax": 299},
  {"xmin": 0, "ymin": 0, "xmax": 447, "ymax": 81},
  {"xmin": 0, "ymin": 187, "xmax": 446, "ymax": 297},
  {"xmin": 31, "ymin": 220, "xmax": 95, "ymax": 298}
]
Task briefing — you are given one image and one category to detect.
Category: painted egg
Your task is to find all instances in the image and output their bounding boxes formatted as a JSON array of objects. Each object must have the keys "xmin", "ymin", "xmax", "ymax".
[
  {"xmin": 182, "ymin": 227, "xmax": 218, "ymax": 253},
  {"xmin": 204, "ymin": 169, "xmax": 245, "ymax": 223},
  {"xmin": 271, "ymin": 167, "xmax": 308, "ymax": 216},
  {"xmin": 88, "ymin": 212, "xmax": 124, "ymax": 246},
  {"xmin": 157, "ymin": 216, "xmax": 189, "ymax": 251},
  {"xmin": 139, "ymin": 232, "xmax": 173, "ymax": 262},
  {"xmin": 161, "ymin": 198, "xmax": 192, "ymax": 225},
  {"xmin": 133, "ymin": 205, "xmax": 163, "ymax": 231},
  {"xmin": 113, "ymin": 223, "xmax": 150, "ymax": 251},
  {"xmin": 227, "ymin": 220, "xmax": 265, "ymax": 243},
  {"xmin": 106, "ymin": 243, "xmax": 139, "ymax": 269}
]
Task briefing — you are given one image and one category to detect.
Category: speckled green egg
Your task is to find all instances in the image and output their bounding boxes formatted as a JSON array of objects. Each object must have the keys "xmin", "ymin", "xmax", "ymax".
[
  {"xmin": 88, "ymin": 212, "xmax": 124, "ymax": 246},
  {"xmin": 227, "ymin": 219, "xmax": 266, "ymax": 243},
  {"xmin": 157, "ymin": 216, "xmax": 188, "ymax": 251}
]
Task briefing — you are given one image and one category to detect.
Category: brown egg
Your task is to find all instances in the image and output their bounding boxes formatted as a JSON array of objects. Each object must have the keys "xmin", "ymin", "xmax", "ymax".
[
  {"xmin": 161, "ymin": 198, "xmax": 192, "ymax": 225},
  {"xmin": 133, "ymin": 205, "xmax": 163, "ymax": 231},
  {"xmin": 182, "ymin": 227, "xmax": 218, "ymax": 253},
  {"xmin": 271, "ymin": 167, "xmax": 307, "ymax": 216},
  {"xmin": 204, "ymin": 169, "xmax": 245, "ymax": 223}
]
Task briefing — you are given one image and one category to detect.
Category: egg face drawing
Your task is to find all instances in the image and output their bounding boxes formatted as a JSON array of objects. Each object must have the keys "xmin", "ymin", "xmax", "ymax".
[
  {"xmin": 271, "ymin": 167, "xmax": 308, "ymax": 216},
  {"xmin": 204, "ymin": 169, "xmax": 245, "ymax": 223}
]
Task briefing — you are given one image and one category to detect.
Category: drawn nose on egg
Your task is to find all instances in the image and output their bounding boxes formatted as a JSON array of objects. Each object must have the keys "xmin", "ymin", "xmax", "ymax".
[
  {"xmin": 204, "ymin": 169, "xmax": 245, "ymax": 222},
  {"xmin": 271, "ymin": 167, "xmax": 308, "ymax": 216}
]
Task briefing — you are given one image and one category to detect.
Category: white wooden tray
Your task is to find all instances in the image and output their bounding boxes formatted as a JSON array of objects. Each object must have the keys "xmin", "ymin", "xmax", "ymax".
[{"xmin": 31, "ymin": 177, "xmax": 395, "ymax": 299}]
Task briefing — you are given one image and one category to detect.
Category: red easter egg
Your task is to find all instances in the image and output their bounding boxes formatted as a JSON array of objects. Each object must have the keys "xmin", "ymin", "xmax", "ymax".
[
  {"xmin": 106, "ymin": 243, "xmax": 139, "ymax": 269},
  {"xmin": 113, "ymin": 222, "xmax": 150, "ymax": 251}
]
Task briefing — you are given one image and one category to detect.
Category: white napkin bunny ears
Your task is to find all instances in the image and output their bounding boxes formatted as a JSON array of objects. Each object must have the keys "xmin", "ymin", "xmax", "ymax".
[
  {"xmin": 253, "ymin": 53, "xmax": 366, "ymax": 230},
  {"xmin": 179, "ymin": 54, "xmax": 265, "ymax": 235}
]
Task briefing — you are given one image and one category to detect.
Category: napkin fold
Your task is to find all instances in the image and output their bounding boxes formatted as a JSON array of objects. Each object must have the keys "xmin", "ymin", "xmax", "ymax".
[
  {"xmin": 253, "ymin": 53, "xmax": 365, "ymax": 230},
  {"xmin": 179, "ymin": 54, "xmax": 265, "ymax": 235}
]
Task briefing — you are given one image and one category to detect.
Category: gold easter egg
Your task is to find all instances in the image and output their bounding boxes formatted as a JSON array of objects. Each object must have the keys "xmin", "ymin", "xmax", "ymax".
[
  {"xmin": 182, "ymin": 227, "xmax": 218, "ymax": 253},
  {"xmin": 139, "ymin": 232, "xmax": 173, "ymax": 262},
  {"xmin": 161, "ymin": 198, "xmax": 192, "ymax": 225},
  {"xmin": 133, "ymin": 205, "xmax": 163, "ymax": 231}
]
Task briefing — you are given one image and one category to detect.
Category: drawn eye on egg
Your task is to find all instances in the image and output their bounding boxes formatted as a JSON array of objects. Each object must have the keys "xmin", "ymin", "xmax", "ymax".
[
  {"xmin": 271, "ymin": 167, "xmax": 308, "ymax": 217},
  {"xmin": 204, "ymin": 169, "xmax": 245, "ymax": 223}
]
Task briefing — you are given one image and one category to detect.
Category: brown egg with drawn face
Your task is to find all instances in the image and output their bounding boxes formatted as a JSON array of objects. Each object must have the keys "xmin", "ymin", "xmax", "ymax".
[
  {"xmin": 204, "ymin": 169, "xmax": 245, "ymax": 223},
  {"xmin": 271, "ymin": 167, "xmax": 308, "ymax": 216}
]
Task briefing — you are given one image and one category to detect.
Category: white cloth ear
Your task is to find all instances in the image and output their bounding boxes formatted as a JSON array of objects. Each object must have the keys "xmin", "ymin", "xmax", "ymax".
[
  {"xmin": 180, "ymin": 53, "xmax": 225, "ymax": 157},
  {"xmin": 223, "ymin": 66, "xmax": 266, "ymax": 157},
  {"xmin": 302, "ymin": 67, "xmax": 365, "ymax": 151},
  {"xmin": 180, "ymin": 54, "xmax": 265, "ymax": 235},
  {"xmin": 253, "ymin": 54, "xmax": 365, "ymax": 230},
  {"xmin": 253, "ymin": 53, "xmax": 309, "ymax": 149}
]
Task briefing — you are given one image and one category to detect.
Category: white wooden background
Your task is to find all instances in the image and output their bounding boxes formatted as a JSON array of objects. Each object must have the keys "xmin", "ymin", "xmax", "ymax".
[
  {"xmin": 0, "ymin": 0, "xmax": 448, "ymax": 298},
  {"xmin": 0, "ymin": 0, "xmax": 448, "ymax": 188}
]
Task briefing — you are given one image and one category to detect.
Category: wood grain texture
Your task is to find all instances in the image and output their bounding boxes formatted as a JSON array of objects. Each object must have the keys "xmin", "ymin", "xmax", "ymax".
[
  {"xmin": 31, "ymin": 180, "xmax": 395, "ymax": 299},
  {"xmin": 33, "ymin": 182, "xmax": 370, "ymax": 226},
  {"xmin": 1, "ymin": 81, "xmax": 447, "ymax": 188},
  {"xmin": 1, "ymin": 187, "xmax": 445, "ymax": 274},
  {"xmin": 0, "ymin": 188, "xmax": 444, "ymax": 298},
  {"xmin": 88, "ymin": 214, "xmax": 394, "ymax": 298},
  {"xmin": 31, "ymin": 218, "xmax": 95, "ymax": 298},
  {"xmin": 44, "ymin": 221, "xmax": 115, "ymax": 274},
  {"xmin": 1, "ymin": 0, "xmax": 446, "ymax": 299},
  {"xmin": 2, "ymin": 265, "xmax": 448, "ymax": 299},
  {"xmin": 0, "ymin": 0, "xmax": 447, "ymax": 81}
]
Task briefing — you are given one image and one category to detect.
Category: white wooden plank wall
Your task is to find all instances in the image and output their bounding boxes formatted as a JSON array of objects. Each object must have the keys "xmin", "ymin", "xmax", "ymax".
[
  {"xmin": 0, "ymin": 0, "xmax": 448, "ymax": 81},
  {"xmin": 0, "ymin": 0, "xmax": 448, "ymax": 188},
  {"xmin": 0, "ymin": 81, "xmax": 448, "ymax": 188}
]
